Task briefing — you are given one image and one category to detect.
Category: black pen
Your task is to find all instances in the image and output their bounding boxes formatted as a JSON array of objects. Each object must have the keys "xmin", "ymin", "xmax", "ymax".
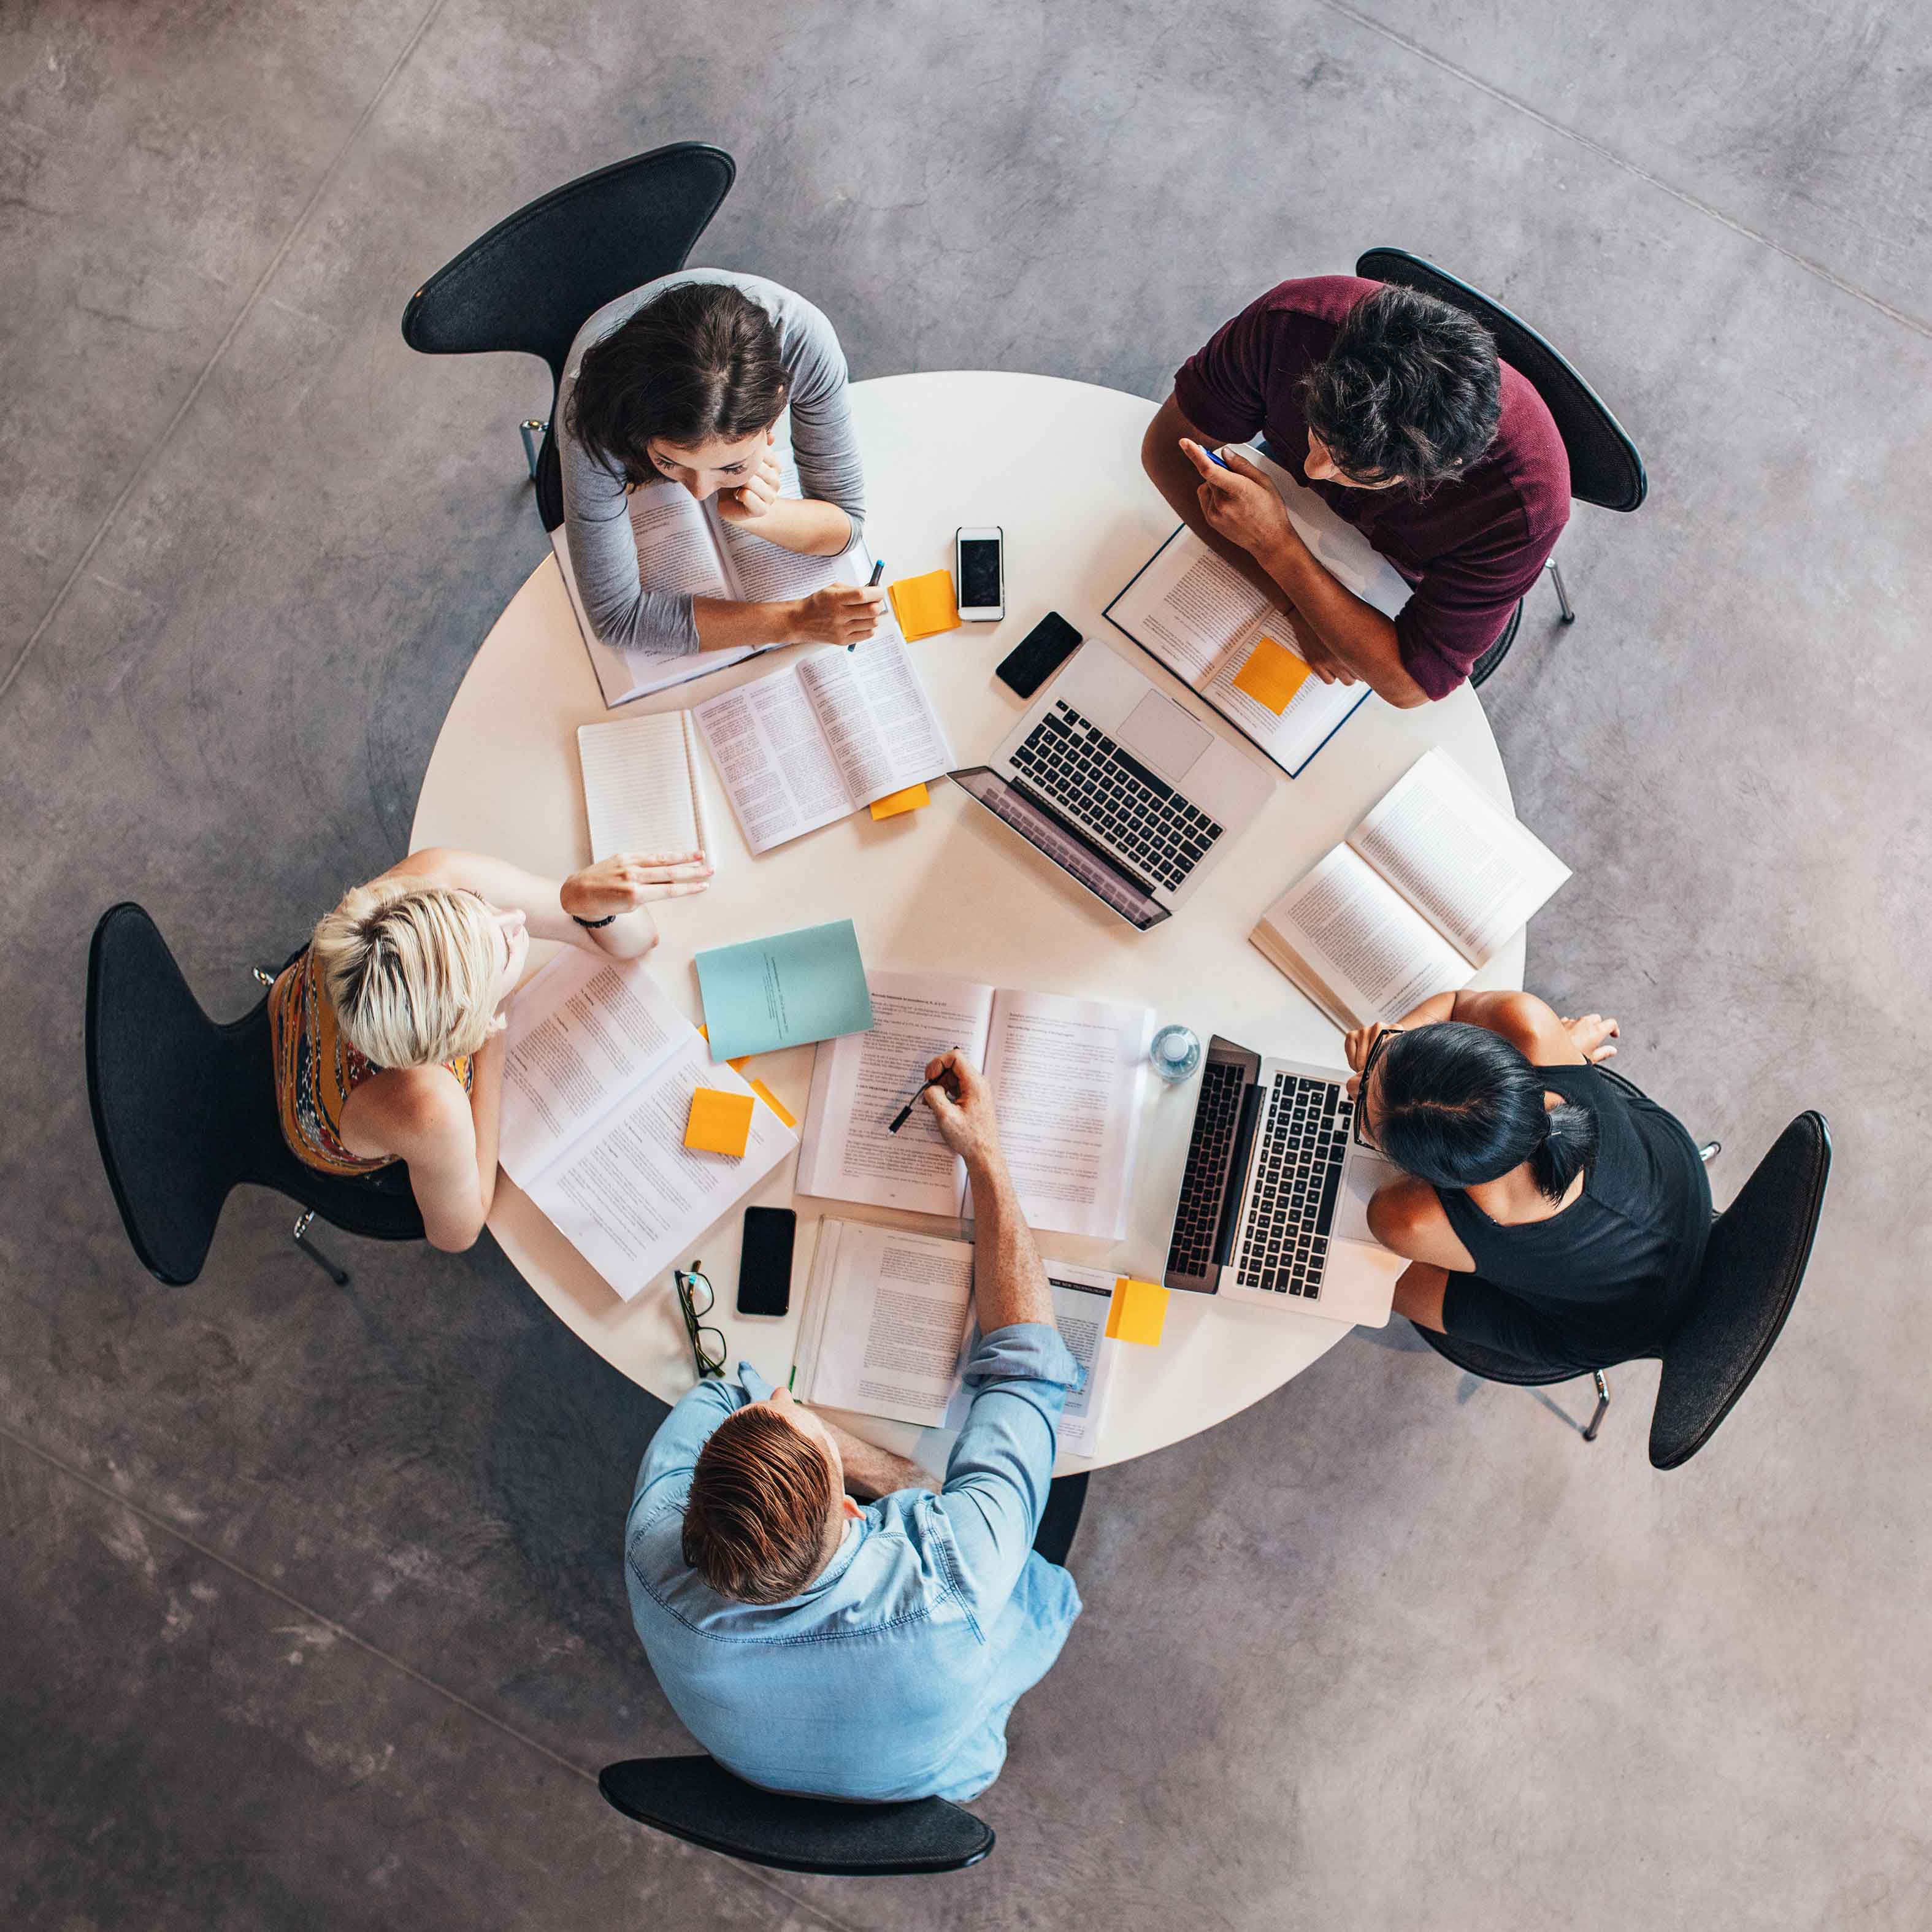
[
  {"xmin": 887, "ymin": 1071, "xmax": 954, "ymax": 1133},
  {"xmin": 849, "ymin": 558, "xmax": 886, "ymax": 651}
]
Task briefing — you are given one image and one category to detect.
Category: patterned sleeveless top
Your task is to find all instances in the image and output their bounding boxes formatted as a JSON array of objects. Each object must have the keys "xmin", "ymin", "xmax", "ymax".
[{"xmin": 269, "ymin": 948, "xmax": 475, "ymax": 1174}]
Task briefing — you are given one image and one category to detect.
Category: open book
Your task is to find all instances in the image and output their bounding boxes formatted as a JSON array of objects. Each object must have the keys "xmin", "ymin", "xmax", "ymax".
[
  {"xmin": 794, "ymin": 1218, "xmax": 1121, "ymax": 1455},
  {"xmin": 497, "ymin": 951, "xmax": 796, "ymax": 1300},
  {"xmin": 692, "ymin": 634, "xmax": 955, "ymax": 854},
  {"xmin": 797, "ymin": 970, "xmax": 1153, "ymax": 1240},
  {"xmin": 1251, "ymin": 748, "xmax": 1571, "ymax": 1030},
  {"xmin": 553, "ymin": 430, "xmax": 878, "ymax": 708},
  {"xmin": 577, "ymin": 711, "xmax": 713, "ymax": 868},
  {"xmin": 1105, "ymin": 443, "xmax": 1413, "ymax": 778}
]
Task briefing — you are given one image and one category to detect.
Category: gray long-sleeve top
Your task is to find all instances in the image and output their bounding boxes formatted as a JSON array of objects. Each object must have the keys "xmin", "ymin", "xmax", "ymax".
[{"xmin": 558, "ymin": 269, "xmax": 865, "ymax": 656}]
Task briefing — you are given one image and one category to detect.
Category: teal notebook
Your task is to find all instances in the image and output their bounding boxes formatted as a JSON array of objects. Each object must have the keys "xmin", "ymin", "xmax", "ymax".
[{"xmin": 695, "ymin": 919, "xmax": 876, "ymax": 1060}]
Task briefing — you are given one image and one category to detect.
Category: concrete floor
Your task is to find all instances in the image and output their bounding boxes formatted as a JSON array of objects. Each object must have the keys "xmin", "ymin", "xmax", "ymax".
[{"xmin": 4, "ymin": 1, "xmax": 1928, "ymax": 1925}]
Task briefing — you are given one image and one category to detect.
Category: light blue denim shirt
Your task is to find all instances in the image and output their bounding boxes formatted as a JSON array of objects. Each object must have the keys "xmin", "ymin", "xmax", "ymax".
[{"xmin": 625, "ymin": 1323, "xmax": 1083, "ymax": 1803}]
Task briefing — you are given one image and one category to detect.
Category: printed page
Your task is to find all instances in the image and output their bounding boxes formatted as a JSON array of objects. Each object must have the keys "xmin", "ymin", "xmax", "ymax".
[
  {"xmin": 969, "ymin": 989, "xmax": 1154, "ymax": 1240},
  {"xmin": 577, "ymin": 711, "xmax": 710, "ymax": 865},
  {"xmin": 1253, "ymin": 845, "xmax": 1473, "ymax": 1029},
  {"xmin": 943, "ymin": 1262, "xmax": 1120, "ymax": 1458},
  {"xmin": 520, "ymin": 1038, "xmax": 795, "ymax": 1303},
  {"xmin": 1106, "ymin": 529, "xmax": 1272, "ymax": 684},
  {"xmin": 627, "ymin": 479, "xmax": 731, "ymax": 601},
  {"xmin": 691, "ymin": 662, "xmax": 853, "ymax": 854},
  {"xmin": 795, "ymin": 632, "xmax": 955, "ymax": 808},
  {"xmin": 497, "ymin": 952, "xmax": 688, "ymax": 1187},
  {"xmin": 795, "ymin": 972, "xmax": 997, "ymax": 1215},
  {"xmin": 797, "ymin": 1221, "xmax": 977, "ymax": 1428},
  {"xmin": 1199, "ymin": 619, "xmax": 1374, "ymax": 777},
  {"xmin": 713, "ymin": 413, "xmax": 858, "ymax": 604},
  {"xmin": 1348, "ymin": 748, "xmax": 1571, "ymax": 966}
]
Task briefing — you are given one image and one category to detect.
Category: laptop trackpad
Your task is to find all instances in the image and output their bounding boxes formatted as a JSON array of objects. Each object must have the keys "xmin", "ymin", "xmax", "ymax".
[
  {"xmin": 1336, "ymin": 1147, "xmax": 1402, "ymax": 1244},
  {"xmin": 1119, "ymin": 692, "xmax": 1212, "ymax": 780}
]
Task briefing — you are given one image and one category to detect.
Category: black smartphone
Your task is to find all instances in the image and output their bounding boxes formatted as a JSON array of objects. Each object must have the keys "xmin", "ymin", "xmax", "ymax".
[
  {"xmin": 737, "ymin": 1206, "xmax": 797, "ymax": 1317},
  {"xmin": 995, "ymin": 611, "xmax": 1083, "ymax": 700}
]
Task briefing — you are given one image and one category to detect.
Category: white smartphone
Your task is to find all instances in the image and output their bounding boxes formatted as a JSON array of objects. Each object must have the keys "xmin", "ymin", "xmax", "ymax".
[{"xmin": 955, "ymin": 526, "xmax": 1005, "ymax": 621}]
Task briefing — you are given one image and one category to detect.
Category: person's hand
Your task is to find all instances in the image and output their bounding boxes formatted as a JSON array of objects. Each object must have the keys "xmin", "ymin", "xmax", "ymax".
[
  {"xmin": 1562, "ymin": 1013, "xmax": 1620, "ymax": 1064},
  {"xmin": 560, "ymin": 851, "xmax": 713, "ymax": 921},
  {"xmin": 1181, "ymin": 439, "xmax": 1294, "ymax": 559},
  {"xmin": 789, "ymin": 583, "xmax": 884, "ymax": 645},
  {"xmin": 921, "ymin": 1051, "xmax": 1002, "ymax": 1168},
  {"xmin": 714, "ymin": 434, "xmax": 783, "ymax": 527}
]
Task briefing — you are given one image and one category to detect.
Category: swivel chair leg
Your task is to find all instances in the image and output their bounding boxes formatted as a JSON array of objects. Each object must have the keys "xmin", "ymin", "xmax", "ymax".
[
  {"xmin": 251, "ymin": 966, "xmax": 276, "ymax": 987},
  {"xmin": 519, "ymin": 420, "xmax": 547, "ymax": 482},
  {"xmin": 1582, "ymin": 1370, "xmax": 1611, "ymax": 1443},
  {"xmin": 1545, "ymin": 554, "xmax": 1576, "ymax": 624},
  {"xmin": 1698, "ymin": 1140, "xmax": 1721, "ymax": 1163},
  {"xmin": 292, "ymin": 1211, "xmax": 350, "ymax": 1286}
]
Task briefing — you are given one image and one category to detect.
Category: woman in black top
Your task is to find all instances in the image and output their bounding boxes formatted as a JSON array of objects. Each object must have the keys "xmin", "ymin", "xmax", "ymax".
[{"xmin": 1348, "ymin": 991, "xmax": 1711, "ymax": 1372}]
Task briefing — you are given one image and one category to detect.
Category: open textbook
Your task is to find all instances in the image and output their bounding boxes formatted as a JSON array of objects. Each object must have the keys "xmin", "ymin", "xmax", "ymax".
[
  {"xmin": 1105, "ymin": 443, "xmax": 1413, "ymax": 778},
  {"xmin": 1251, "ymin": 748, "xmax": 1571, "ymax": 1030},
  {"xmin": 497, "ymin": 951, "xmax": 795, "ymax": 1300},
  {"xmin": 797, "ymin": 970, "xmax": 1153, "ymax": 1240},
  {"xmin": 793, "ymin": 1218, "xmax": 1121, "ymax": 1454},
  {"xmin": 692, "ymin": 635, "xmax": 955, "ymax": 854},
  {"xmin": 577, "ymin": 710, "xmax": 713, "ymax": 867},
  {"xmin": 552, "ymin": 427, "xmax": 880, "ymax": 708}
]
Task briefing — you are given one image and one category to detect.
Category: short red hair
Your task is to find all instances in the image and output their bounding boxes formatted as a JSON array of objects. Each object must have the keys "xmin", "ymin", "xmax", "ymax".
[{"xmin": 682, "ymin": 1406, "xmax": 835, "ymax": 1603}]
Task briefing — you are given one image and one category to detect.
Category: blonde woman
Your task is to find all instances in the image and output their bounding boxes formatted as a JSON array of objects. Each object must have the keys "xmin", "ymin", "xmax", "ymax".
[{"xmin": 270, "ymin": 845, "xmax": 707, "ymax": 1251}]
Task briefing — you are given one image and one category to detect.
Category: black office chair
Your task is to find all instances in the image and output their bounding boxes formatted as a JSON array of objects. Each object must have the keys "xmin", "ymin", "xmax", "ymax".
[
  {"xmin": 401, "ymin": 143, "xmax": 736, "ymax": 531},
  {"xmin": 85, "ymin": 903, "xmax": 424, "ymax": 1287},
  {"xmin": 1413, "ymin": 1108, "xmax": 1831, "ymax": 1469},
  {"xmin": 1354, "ymin": 247, "xmax": 1647, "ymax": 687}
]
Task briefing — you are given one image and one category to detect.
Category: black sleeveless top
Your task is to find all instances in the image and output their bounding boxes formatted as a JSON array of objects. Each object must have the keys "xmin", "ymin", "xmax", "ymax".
[{"xmin": 1434, "ymin": 1064, "xmax": 1712, "ymax": 1360}]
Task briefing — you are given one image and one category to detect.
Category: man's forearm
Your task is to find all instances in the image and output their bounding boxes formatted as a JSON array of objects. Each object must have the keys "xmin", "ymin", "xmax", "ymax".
[
  {"xmin": 1255, "ymin": 534, "xmax": 1429, "ymax": 707},
  {"xmin": 1145, "ymin": 434, "xmax": 1295, "ymax": 611},
  {"xmin": 968, "ymin": 1152, "xmax": 1054, "ymax": 1333},
  {"xmin": 821, "ymin": 1416, "xmax": 936, "ymax": 1497}
]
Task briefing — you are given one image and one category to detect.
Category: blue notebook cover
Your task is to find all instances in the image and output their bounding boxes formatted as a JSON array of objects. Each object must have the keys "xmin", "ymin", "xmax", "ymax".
[{"xmin": 695, "ymin": 919, "xmax": 876, "ymax": 1061}]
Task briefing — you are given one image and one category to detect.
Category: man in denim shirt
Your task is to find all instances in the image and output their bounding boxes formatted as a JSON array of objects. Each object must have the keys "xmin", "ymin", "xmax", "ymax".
[{"xmin": 625, "ymin": 1051, "xmax": 1083, "ymax": 1802}]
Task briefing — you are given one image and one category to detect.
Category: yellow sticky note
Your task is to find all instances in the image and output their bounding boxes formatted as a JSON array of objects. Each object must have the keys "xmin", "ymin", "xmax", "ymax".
[
  {"xmin": 1105, "ymin": 1278, "xmax": 1170, "ymax": 1347},
  {"xmin": 684, "ymin": 1087, "xmax": 754, "ymax": 1158},
  {"xmin": 1231, "ymin": 634, "xmax": 1311, "ymax": 715},
  {"xmin": 888, "ymin": 570, "xmax": 960, "ymax": 641},
  {"xmin": 749, "ymin": 1078, "xmax": 797, "ymax": 1129},
  {"xmin": 869, "ymin": 783, "xmax": 930, "ymax": 821}
]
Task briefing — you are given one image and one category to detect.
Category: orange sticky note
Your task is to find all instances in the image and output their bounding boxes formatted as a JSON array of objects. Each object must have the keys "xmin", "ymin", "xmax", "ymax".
[
  {"xmin": 1105, "ymin": 1278, "xmax": 1169, "ymax": 1347},
  {"xmin": 1231, "ymin": 634, "xmax": 1311, "ymax": 715},
  {"xmin": 684, "ymin": 1087, "xmax": 754, "ymax": 1158},
  {"xmin": 869, "ymin": 783, "xmax": 930, "ymax": 821},
  {"xmin": 887, "ymin": 570, "xmax": 960, "ymax": 641},
  {"xmin": 697, "ymin": 1025, "xmax": 751, "ymax": 1074},
  {"xmin": 748, "ymin": 1078, "xmax": 797, "ymax": 1129}
]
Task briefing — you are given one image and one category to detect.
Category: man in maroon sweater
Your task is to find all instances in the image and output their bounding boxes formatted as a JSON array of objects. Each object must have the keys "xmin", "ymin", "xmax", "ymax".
[{"xmin": 1141, "ymin": 276, "xmax": 1570, "ymax": 708}]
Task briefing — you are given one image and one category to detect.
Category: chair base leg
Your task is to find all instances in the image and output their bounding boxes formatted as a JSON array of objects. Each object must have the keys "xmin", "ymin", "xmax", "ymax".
[
  {"xmin": 292, "ymin": 1211, "xmax": 350, "ymax": 1286},
  {"xmin": 1698, "ymin": 1140, "xmax": 1721, "ymax": 1163},
  {"xmin": 1546, "ymin": 554, "xmax": 1576, "ymax": 624},
  {"xmin": 519, "ymin": 420, "xmax": 547, "ymax": 482},
  {"xmin": 1582, "ymin": 1369, "xmax": 1610, "ymax": 1442}
]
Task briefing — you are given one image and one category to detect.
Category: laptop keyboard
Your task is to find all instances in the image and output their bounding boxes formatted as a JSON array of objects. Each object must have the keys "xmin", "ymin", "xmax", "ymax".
[
  {"xmin": 1236, "ymin": 1074, "xmax": 1352, "ymax": 1298},
  {"xmin": 1164, "ymin": 1059, "xmax": 1248, "ymax": 1279},
  {"xmin": 1008, "ymin": 699, "xmax": 1223, "ymax": 893}
]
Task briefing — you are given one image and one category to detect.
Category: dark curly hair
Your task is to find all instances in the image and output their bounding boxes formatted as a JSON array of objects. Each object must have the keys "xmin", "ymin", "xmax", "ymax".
[
  {"xmin": 1300, "ymin": 286, "xmax": 1502, "ymax": 495},
  {"xmin": 566, "ymin": 281, "xmax": 790, "ymax": 487}
]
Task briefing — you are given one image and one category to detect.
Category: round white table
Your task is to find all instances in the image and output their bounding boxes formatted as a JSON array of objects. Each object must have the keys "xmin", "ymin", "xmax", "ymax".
[{"xmin": 412, "ymin": 371, "xmax": 1522, "ymax": 1474}]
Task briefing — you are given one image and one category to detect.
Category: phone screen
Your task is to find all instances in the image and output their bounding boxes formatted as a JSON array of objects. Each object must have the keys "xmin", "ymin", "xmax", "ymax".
[
  {"xmin": 959, "ymin": 536, "xmax": 1003, "ymax": 610},
  {"xmin": 737, "ymin": 1207, "xmax": 796, "ymax": 1317}
]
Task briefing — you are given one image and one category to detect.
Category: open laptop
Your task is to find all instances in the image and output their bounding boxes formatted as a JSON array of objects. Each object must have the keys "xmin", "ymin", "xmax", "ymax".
[
  {"xmin": 949, "ymin": 643, "xmax": 1272, "ymax": 930},
  {"xmin": 1162, "ymin": 1033, "xmax": 1408, "ymax": 1325}
]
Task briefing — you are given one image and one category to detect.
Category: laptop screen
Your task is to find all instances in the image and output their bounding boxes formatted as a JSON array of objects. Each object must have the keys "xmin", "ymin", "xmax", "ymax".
[{"xmin": 948, "ymin": 768, "xmax": 1171, "ymax": 930}]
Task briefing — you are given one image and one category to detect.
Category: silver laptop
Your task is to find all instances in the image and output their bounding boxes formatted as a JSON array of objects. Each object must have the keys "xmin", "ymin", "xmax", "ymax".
[
  {"xmin": 949, "ymin": 643, "xmax": 1273, "ymax": 929},
  {"xmin": 1162, "ymin": 1033, "xmax": 1407, "ymax": 1327}
]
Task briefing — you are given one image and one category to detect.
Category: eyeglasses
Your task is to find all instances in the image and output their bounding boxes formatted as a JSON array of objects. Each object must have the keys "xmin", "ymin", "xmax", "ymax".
[
  {"xmin": 673, "ymin": 1262, "xmax": 727, "ymax": 1380},
  {"xmin": 1351, "ymin": 1027, "xmax": 1403, "ymax": 1150}
]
